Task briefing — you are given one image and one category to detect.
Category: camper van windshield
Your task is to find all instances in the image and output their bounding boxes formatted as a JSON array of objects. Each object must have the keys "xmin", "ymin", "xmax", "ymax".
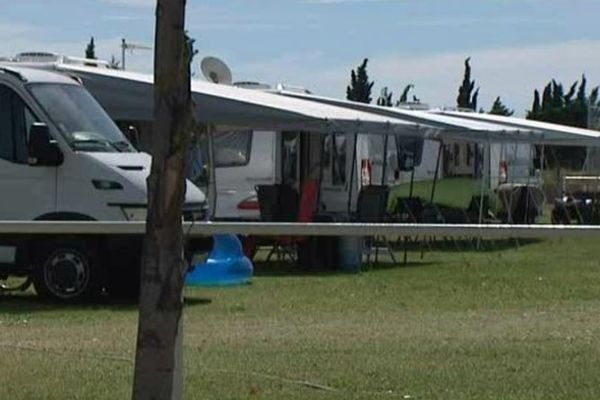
[{"xmin": 27, "ymin": 83, "xmax": 134, "ymax": 153}]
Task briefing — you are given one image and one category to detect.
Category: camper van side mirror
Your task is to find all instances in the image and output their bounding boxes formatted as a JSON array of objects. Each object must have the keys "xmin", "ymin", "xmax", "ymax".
[{"xmin": 28, "ymin": 123, "xmax": 63, "ymax": 167}]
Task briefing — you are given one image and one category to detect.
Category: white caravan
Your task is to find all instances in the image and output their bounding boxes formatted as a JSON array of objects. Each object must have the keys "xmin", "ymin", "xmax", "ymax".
[
  {"xmin": 0, "ymin": 65, "xmax": 206, "ymax": 301},
  {"xmin": 204, "ymin": 85, "xmax": 439, "ymax": 220},
  {"xmin": 195, "ymin": 126, "xmax": 439, "ymax": 220}
]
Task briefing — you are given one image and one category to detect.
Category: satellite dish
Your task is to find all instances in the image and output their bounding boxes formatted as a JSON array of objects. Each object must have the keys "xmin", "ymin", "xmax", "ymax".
[{"xmin": 200, "ymin": 56, "xmax": 232, "ymax": 85}]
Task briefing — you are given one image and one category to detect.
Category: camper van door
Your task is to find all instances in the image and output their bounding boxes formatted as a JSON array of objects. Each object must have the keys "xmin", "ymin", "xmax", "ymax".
[{"xmin": 0, "ymin": 82, "xmax": 57, "ymax": 225}]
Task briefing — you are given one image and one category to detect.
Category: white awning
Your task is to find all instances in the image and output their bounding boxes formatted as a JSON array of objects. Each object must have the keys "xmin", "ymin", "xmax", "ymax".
[
  {"xmin": 433, "ymin": 110, "xmax": 600, "ymax": 146},
  {"xmin": 51, "ymin": 63, "xmax": 599, "ymax": 146},
  {"xmin": 54, "ymin": 64, "xmax": 422, "ymax": 136},
  {"xmin": 279, "ymin": 90, "xmax": 600, "ymax": 146}
]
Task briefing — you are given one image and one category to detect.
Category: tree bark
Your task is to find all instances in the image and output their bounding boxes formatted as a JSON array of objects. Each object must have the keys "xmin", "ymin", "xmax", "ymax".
[{"xmin": 132, "ymin": 1, "xmax": 193, "ymax": 399}]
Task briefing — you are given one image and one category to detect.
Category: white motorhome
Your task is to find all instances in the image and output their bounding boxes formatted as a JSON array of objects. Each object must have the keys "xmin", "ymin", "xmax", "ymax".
[{"xmin": 0, "ymin": 65, "xmax": 207, "ymax": 301}]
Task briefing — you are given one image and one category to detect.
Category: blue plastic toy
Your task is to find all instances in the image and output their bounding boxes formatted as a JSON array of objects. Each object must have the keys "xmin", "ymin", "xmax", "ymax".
[{"xmin": 186, "ymin": 234, "xmax": 253, "ymax": 287}]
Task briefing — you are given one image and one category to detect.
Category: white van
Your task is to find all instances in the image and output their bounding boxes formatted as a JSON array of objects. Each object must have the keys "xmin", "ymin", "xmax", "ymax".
[{"xmin": 0, "ymin": 66, "xmax": 207, "ymax": 301}]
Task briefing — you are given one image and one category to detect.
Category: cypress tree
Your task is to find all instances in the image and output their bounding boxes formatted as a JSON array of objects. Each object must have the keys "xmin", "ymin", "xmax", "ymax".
[
  {"xmin": 551, "ymin": 80, "xmax": 564, "ymax": 108},
  {"xmin": 564, "ymin": 81, "xmax": 578, "ymax": 104},
  {"xmin": 527, "ymin": 75, "xmax": 600, "ymax": 169},
  {"xmin": 85, "ymin": 37, "xmax": 96, "ymax": 60},
  {"xmin": 456, "ymin": 57, "xmax": 479, "ymax": 110},
  {"xmin": 346, "ymin": 58, "xmax": 374, "ymax": 103},
  {"xmin": 541, "ymin": 83, "xmax": 552, "ymax": 111},
  {"xmin": 489, "ymin": 96, "xmax": 514, "ymax": 116},
  {"xmin": 577, "ymin": 74, "xmax": 587, "ymax": 105},
  {"xmin": 530, "ymin": 90, "xmax": 541, "ymax": 116},
  {"xmin": 590, "ymin": 87, "xmax": 599, "ymax": 106}
]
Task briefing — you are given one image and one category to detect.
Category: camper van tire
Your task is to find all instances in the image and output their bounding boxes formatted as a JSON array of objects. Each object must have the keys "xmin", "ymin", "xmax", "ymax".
[{"xmin": 32, "ymin": 240, "xmax": 104, "ymax": 303}]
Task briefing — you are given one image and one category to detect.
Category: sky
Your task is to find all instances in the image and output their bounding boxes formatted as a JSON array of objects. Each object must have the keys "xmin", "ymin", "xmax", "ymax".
[{"xmin": 1, "ymin": 0, "xmax": 600, "ymax": 115}]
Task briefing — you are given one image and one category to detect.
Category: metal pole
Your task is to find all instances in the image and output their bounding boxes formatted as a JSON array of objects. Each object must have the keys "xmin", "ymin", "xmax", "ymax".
[
  {"xmin": 381, "ymin": 133, "xmax": 389, "ymax": 186},
  {"xmin": 208, "ymin": 125, "xmax": 217, "ymax": 220},
  {"xmin": 316, "ymin": 132, "xmax": 326, "ymax": 211},
  {"xmin": 347, "ymin": 132, "xmax": 358, "ymax": 214},
  {"xmin": 430, "ymin": 140, "xmax": 443, "ymax": 203},
  {"xmin": 478, "ymin": 141, "xmax": 489, "ymax": 225},
  {"xmin": 476, "ymin": 139, "xmax": 490, "ymax": 249},
  {"xmin": 121, "ymin": 38, "xmax": 126, "ymax": 70},
  {"xmin": 408, "ymin": 161, "xmax": 416, "ymax": 199},
  {"xmin": 408, "ymin": 133, "xmax": 418, "ymax": 199}
]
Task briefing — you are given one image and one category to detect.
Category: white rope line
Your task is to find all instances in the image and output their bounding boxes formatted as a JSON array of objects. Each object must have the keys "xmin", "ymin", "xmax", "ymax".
[{"xmin": 0, "ymin": 221, "xmax": 598, "ymax": 238}]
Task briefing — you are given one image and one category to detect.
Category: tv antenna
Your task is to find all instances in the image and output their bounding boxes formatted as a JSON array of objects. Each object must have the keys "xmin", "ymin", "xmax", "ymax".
[
  {"xmin": 121, "ymin": 38, "xmax": 152, "ymax": 70},
  {"xmin": 200, "ymin": 56, "xmax": 233, "ymax": 85}
]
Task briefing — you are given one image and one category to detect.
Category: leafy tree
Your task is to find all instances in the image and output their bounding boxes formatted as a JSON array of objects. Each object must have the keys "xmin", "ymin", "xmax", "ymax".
[
  {"xmin": 132, "ymin": 1, "xmax": 196, "ymax": 398},
  {"xmin": 85, "ymin": 36, "xmax": 96, "ymax": 60},
  {"xmin": 527, "ymin": 75, "xmax": 600, "ymax": 168},
  {"xmin": 346, "ymin": 58, "xmax": 374, "ymax": 103},
  {"xmin": 489, "ymin": 96, "xmax": 514, "ymax": 116},
  {"xmin": 456, "ymin": 57, "xmax": 479, "ymax": 110}
]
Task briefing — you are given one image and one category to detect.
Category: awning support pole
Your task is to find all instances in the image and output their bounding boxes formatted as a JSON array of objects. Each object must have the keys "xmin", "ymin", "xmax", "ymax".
[
  {"xmin": 408, "ymin": 134, "xmax": 418, "ymax": 199},
  {"xmin": 381, "ymin": 133, "xmax": 389, "ymax": 186},
  {"xmin": 476, "ymin": 139, "xmax": 490, "ymax": 249},
  {"xmin": 316, "ymin": 132, "xmax": 327, "ymax": 212},
  {"xmin": 347, "ymin": 132, "xmax": 358, "ymax": 215},
  {"xmin": 430, "ymin": 140, "xmax": 443, "ymax": 203},
  {"xmin": 208, "ymin": 124, "xmax": 217, "ymax": 220}
]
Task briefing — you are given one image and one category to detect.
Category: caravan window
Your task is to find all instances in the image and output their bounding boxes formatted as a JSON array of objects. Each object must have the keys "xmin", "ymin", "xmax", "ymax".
[
  {"xmin": 332, "ymin": 133, "xmax": 346, "ymax": 185},
  {"xmin": 322, "ymin": 133, "xmax": 346, "ymax": 185},
  {"xmin": 282, "ymin": 131, "xmax": 299, "ymax": 185},
  {"xmin": 214, "ymin": 130, "xmax": 252, "ymax": 167}
]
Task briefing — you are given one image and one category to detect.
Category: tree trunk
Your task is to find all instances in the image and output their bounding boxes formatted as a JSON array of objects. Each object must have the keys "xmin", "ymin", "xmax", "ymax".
[{"xmin": 132, "ymin": 1, "xmax": 193, "ymax": 399}]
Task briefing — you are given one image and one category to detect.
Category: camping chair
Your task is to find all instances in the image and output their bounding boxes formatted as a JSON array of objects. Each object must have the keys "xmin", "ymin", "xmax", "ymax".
[
  {"xmin": 355, "ymin": 185, "xmax": 397, "ymax": 266},
  {"xmin": 269, "ymin": 179, "xmax": 320, "ymax": 264},
  {"xmin": 390, "ymin": 196, "xmax": 431, "ymax": 261},
  {"xmin": 256, "ymin": 184, "xmax": 299, "ymax": 263}
]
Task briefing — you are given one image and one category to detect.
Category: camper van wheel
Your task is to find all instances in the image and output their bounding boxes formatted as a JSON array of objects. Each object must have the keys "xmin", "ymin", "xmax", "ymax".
[{"xmin": 32, "ymin": 241, "xmax": 103, "ymax": 302}]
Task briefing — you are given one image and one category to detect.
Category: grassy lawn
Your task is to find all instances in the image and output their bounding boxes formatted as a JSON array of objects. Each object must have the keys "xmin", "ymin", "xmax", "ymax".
[
  {"xmin": 1, "ymin": 238, "xmax": 600, "ymax": 399},
  {"xmin": 389, "ymin": 176, "xmax": 483, "ymax": 210}
]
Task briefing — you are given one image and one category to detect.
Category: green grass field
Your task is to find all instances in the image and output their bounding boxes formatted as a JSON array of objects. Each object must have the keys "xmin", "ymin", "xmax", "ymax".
[
  {"xmin": 1, "ymin": 238, "xmax": 600, "ymax": 399},
  {"xmin": 389, "ymin": 176, "xmax": 482, "ymax": 210}
]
